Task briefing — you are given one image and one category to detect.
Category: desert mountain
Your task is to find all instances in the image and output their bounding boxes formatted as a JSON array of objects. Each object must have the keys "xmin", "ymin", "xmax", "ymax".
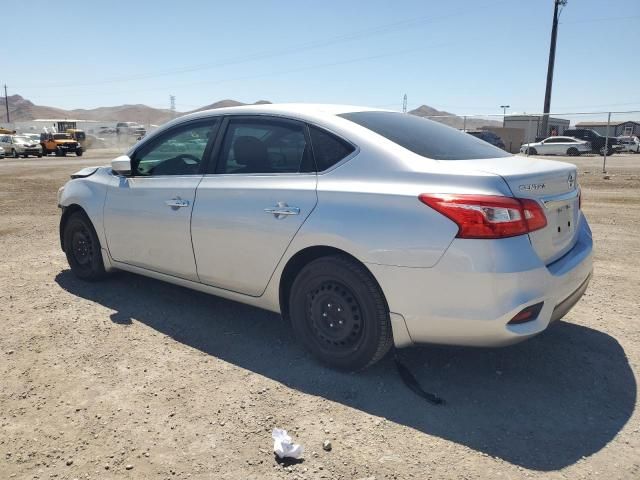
[
  {"xmin": 1, "ymin": 95, "xmax": 272, "ymax": 125},
  {"xmin": 409, "ymin": 105, "xmax": 501, "ymax": 130},
  {"xmin": 2, "ymin": 95, "xmax": 499, "ymax": 129}
]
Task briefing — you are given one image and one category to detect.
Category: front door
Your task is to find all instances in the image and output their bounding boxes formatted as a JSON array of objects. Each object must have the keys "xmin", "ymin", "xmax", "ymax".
[
  {"xmin": 191, "ymin": 116, "xmax": 317, "ymax": 296},
  {"xmin": 103, "ymin": 118, "xmax": 219, "ymax": 281}
]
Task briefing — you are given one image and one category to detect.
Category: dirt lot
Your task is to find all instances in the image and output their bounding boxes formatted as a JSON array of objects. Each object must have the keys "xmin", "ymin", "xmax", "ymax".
[{"xmin": 1, "ymin": 150, "xmax": 639, "ymax": 479}]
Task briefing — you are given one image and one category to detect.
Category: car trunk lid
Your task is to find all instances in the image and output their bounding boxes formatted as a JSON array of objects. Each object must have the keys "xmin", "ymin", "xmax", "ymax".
[{"xmin": 441, "ymin": 155, "xmax": 580, "ymax": 265}]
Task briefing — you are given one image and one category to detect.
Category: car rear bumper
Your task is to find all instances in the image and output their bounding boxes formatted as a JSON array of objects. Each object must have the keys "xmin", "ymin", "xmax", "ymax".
[{"xmin": 367, "ymin": 213, "xmax": 593, "ymax": 348}]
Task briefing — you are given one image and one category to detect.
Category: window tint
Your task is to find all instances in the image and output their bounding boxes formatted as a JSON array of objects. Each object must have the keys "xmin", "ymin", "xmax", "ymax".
[
  {"xmin": 134, "ymin": 121, "xmax": 215, "ymax": 176},
  {"xmin": 308, "ymin": 126, "xmax": 355, "ymax": 171},
  {"xmin": 216, "ymin": 118, "xmax": 310, "ymax": 174},
  {"xmin": 339, "ymin": 111, "xmax": 510, "ymax": 160}
]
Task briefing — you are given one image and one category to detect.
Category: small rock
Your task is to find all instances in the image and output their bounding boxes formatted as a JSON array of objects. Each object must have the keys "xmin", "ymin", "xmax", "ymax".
[
  {"xmin": 66, "ymin": 459, "xmax": 73, "ymax": 466},
  {"xmin": 603, "ymin": 175, "xmax": 611, "ymax": 180},
  {"xmin": 322, "ymin": 440, "xmax": 332, "ymax": 452},
  {"xmin": 125, "ymin": 464, "xmax": 134, "ymax": 470},
  {"xmin": 7, "ymin": 350, "xmax": 14, "ymax": 355},
  {"xmin": 104, "ymin": 464, "xmax": 110, "ymax": 470}
]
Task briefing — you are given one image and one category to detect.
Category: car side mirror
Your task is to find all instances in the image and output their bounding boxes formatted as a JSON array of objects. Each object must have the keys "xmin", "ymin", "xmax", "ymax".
[{"xmin": 111, "ymin": 155, "xmax": 132, "ymax": 176}]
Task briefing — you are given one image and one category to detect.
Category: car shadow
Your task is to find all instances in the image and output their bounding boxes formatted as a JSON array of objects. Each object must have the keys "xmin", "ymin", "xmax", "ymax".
[{"xmin": 55, "ymin": 270, "xmax": 636, "ymax": 472}]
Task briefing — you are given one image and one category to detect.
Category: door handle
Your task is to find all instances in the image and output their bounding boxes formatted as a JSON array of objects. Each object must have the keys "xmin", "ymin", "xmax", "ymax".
[
  {"xmin": 264, "ymin": 202, "xmax": 300, "ymax": 218},
  {"xmin": 165, "ymin": 198, "xmax": 190, "ymax": 208}
]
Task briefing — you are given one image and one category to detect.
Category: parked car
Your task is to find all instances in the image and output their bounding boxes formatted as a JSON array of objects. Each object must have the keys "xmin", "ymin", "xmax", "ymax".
[
  {"xmin": 564, "ymin": 128, "xmax": 619, "ymax": 155},
  {"xmin": 0, "ymin": 134, "xmax": 43, "ymax": 158},
  {"xmin": 58, "ymin": 105, "xmax": 592, "ymax": 371},
  {"xmin": 520, "ymin": 136, "xmax": 591, "ymax": 156},
  {"xmin": 97, "ymin": 126, "xmax": 117, "ymax": 136},
  {"xmin": 0, "ymin": 146, "xmax": 4, "ymax": 159},
  {"xmin": 467, "ymin": 130, "xmax": 506, "ymax": 150},
  {"xmin": 616, "ymin": 135, "xmax": 640, "ymax": 153},
  {"xmin": 40, "ymin": 132, "xmax": 83, "ymax": 157},
  {"xmin": 22, "ymin": 133, "xmax": 42, "ymax": 143},
  {"xmin": 116, "ymin": 122, "xmax": 147, "ymax": 137}
]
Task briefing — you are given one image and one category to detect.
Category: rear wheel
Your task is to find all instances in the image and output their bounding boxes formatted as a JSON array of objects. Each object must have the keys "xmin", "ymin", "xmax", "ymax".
[
  {"xmin": 63, "ymin": 211, "xmax": 106, "ymax": 281},
  {"xmin": 289, "ymin": 255, "xmax": 392, "ymax": 371},
  {"xmin": 567, "ymin": 147, "xmax": 579, "ymax": 156}
]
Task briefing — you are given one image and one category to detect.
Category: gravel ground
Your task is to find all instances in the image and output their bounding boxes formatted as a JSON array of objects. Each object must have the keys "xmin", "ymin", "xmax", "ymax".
[{"xmin": 1, "ymin": 150, "xmax": 639, "ymax": 479}]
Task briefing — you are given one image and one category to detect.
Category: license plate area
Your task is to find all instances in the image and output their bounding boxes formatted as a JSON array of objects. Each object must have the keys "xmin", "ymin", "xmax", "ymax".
[{"xmin": 551, "ymin": 202, "xmax": 574, "ymax": 241}]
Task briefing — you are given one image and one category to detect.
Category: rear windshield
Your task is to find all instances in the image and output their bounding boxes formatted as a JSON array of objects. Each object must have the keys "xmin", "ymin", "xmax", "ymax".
[{"xmin": 339, "ymin": 111, "xmax": 511, "ymax": 160}]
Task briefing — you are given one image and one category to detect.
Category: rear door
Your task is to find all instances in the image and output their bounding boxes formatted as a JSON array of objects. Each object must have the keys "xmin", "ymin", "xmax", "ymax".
[
  {"xmin": 191, "ymin": 115, "xmax": 317, "ymax": 296},
  {"xmin": 103, "ymin": 118, "xmax": 219, "ymax": 281}
]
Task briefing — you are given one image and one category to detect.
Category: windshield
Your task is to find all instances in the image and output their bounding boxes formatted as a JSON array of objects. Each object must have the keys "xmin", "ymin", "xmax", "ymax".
[
  {"xmin": 338, "ymin": 111, "xmax": 511, "ymax": 160},
  {"xmin": 14, "ymin": 136, "xmax": 30, "ymax": 144},
  {"xmin": 54, "ymin": 134, "xmax": 73, "ymax": 140}
]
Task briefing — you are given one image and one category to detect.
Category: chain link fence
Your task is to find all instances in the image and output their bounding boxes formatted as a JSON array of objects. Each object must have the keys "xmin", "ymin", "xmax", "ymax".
[{"xmin": 415, "ymin": 110, "xmax": 640, "ymax": 173}]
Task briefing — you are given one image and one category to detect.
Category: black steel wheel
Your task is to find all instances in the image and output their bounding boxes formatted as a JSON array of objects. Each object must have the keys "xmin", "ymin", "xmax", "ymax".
[
  {"xmin": 63, "ymin": 211, "xmax": 106, "ymax": 281},
  {"xmin": 289, "ymin": 255, "xmax": 392, "ymax": 371}
]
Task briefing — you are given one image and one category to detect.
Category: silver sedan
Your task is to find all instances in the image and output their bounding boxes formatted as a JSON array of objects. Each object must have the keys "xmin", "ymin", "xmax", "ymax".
[{"xmin": 57, "ymin": 104, "xmax": 593, "ymax": 370}]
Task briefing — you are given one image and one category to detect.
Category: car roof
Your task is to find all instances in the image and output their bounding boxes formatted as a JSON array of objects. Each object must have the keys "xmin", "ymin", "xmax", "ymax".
[{"xmin": 178, "ymin": 103, "xmax": 386, "ymax": 124}]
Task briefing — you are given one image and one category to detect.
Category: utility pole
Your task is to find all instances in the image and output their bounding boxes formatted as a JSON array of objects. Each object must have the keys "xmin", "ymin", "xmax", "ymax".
[
  {"xmin": 402, "ymin": 94, "xmax": 407, "ymax": 113},
  {"xmin": 500, "ymin": 104, "xmax": 510, "ymax": 127},
  {"xmin": 170, "ymin": 95, "xmax": 176, "ymax": 118},
  {"xmin": 3, "ymin": 84, "xmax": 9, "ymax": 123},
  {"xmin": 540, "ymin": 0, "xmax": 567, "ymax": 138}
]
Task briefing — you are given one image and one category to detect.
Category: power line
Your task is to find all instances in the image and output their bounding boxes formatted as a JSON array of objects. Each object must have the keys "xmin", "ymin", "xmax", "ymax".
[
  {"xmin": 561, "ymin": 15, "xmax": 640, "ymax": 24},
  {"xmin": 19, "ymin": 35, "xmax": 479, "ymax": 103},
  {"xmin": 14, "ymin": 0, "xmax": 509, "ymax": 90}
]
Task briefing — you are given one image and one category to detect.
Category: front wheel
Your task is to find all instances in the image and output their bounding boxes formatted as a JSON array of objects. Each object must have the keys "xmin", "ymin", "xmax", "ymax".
[
  {"xmin": 526, "ymin": 147, "xmax": 537, "ymax": 155},
  {"xmin": 63, "ymin": 211, "xmax": 106, "ymax": 281},
  {"xmin": 567, "ymin": 147, "xmax": 579, "ymax": 156},
  {"xmin": 76, "ymin": 149, "xmax": 83, "ymax": 157},
  {"xmin": 12, "ymin": 149, "xmax": 18, "ymax": 158},
  {"xmin": 289, "ymin": 255, "xmax": 393, "ymax": 371}
]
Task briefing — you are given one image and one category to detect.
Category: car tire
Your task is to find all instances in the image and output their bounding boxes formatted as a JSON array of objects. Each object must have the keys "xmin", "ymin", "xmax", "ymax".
[
  {"xmin": 76, "ymin": 149, "xmax": 83, "ymax": 157},
  {"xmin": 37, "ymin": 153, "xmax": 42, "ymax": 158},
  {"xmin": 63, "ymin": 211, "xmax": 106, "ymax": 281},
  {"xmin": 527, "ymin": 147, "xmax": 537, "ymax": 155},
  {"xmin": 12, "ymin": 149, "xmax": 18, "ymax": 158},
  {"xmin": 567, "ymin": 147, "xmax": 579, "ymax": 156},
  {"xmin": 289, "ymin": 254, "xmax": 393, "ymax": 371}
]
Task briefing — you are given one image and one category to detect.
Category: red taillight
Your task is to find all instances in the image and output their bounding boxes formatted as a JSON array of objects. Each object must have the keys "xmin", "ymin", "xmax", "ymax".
[{"xmin": 418, "ymin": 194, "xmax": 547, "ymax": 239}]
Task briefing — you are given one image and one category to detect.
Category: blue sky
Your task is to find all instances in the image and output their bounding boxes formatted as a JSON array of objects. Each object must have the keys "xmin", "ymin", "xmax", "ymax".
[{"xmin": 4, "ymin": 0, "xmax": 639, "ymax": 118}]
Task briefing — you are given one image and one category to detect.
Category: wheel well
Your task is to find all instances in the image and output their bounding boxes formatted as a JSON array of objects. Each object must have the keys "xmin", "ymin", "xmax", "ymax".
[
  {"xmin": 59, "ymin": 204, "xmax": 86, "ymax": 250},
  {"xmin": 278, "ymin": 246, "xmax": 387, "ymax": 322}
]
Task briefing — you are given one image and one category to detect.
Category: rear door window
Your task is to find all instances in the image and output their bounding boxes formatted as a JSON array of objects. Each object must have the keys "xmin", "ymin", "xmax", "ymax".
[
  {"xmin": 339, "ymin": 111, "xmax": 510, "ymax": 160},
  {"xmin": 214, "ymin": 117, "xmax": 311, "ymax": 174},
  {"xmin": 308, "ymin": 125, "xmax": 355, "ymax": 171}
]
